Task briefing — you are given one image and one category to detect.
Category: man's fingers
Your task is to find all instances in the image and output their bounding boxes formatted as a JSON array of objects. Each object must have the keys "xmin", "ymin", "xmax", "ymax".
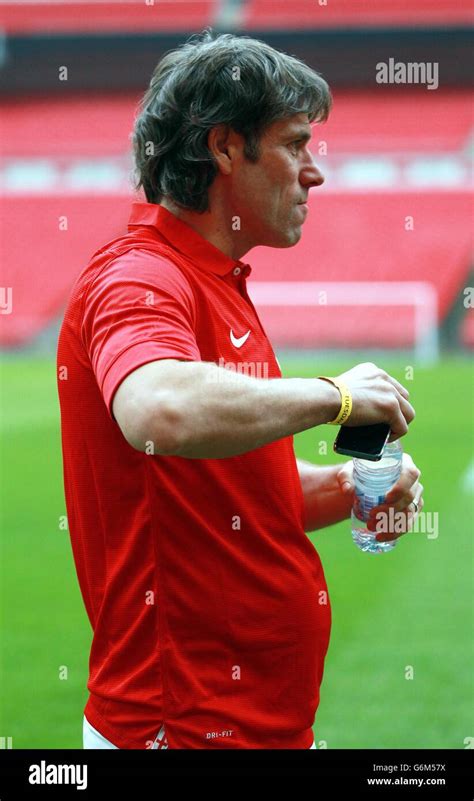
[
  {"xmin": 397, "ymin": 394, "xmax": 416, "ymax": 425},
  {"xmin": 337, "ymin": 461, "xmax": 355, "ymax": 494},
  {"xmin": 383, "ymin": 373, "xmax": 411, "ymax": 401},
  {"xmin": 369, "ymin": 482, "xmax": 422, "ymax": 519},
  {"xmin": 373, "ymin": 492, "xmax": 424, "ymax": 539},
  {"xmin": 385, "ymin": 392, "xmax": 415, "ymax": 440},
  {"xmin": 367, "ymin": 454, "xmax": 423, "ymax": 528},
  {"xmin": 385, "ymin": 454, "xmax": 421, "ymax": 500},
  {"xmin": 385, "ymin": 455, "xmax": 421, "ymax": 500},
  {"xmin": 384, "ymin": 476, "xmax": 421, "ymax": 506},
  {"xmin": 387, "ymin": 407, "xmax": 409, "ymax": 440}
]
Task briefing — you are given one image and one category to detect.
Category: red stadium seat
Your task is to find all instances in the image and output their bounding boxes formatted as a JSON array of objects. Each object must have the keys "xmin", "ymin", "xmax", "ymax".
[
  {"xmin": 0, "ymin": 1, "xmax": 217, "ymax": 34},
  {"xmin": 242, "ymin": 0, "xmax": 474, "ymax": 30},
  {"xmin": 0, "ymin": 196, "xmax": 133, "ymax": 346}
]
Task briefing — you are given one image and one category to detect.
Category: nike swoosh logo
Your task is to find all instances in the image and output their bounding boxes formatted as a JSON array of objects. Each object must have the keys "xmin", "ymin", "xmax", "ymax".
[{"xmin": 230, "ymin": 328, "xmax": 251, "ymax": 348}]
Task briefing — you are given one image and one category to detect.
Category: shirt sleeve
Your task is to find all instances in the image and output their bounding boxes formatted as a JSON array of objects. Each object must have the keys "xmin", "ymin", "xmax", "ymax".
[{"xmin": 81, "ymin": 248, "xmax": 201, "ymax": 419}]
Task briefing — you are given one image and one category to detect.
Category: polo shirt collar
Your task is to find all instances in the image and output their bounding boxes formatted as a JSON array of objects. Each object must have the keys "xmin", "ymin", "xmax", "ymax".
[{"xmin": 128, "ymin": 202, "xmax": 249, "ymax": 278}]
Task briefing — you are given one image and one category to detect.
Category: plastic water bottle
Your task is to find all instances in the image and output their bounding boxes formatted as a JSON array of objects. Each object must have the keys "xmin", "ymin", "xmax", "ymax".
[{"xmin": 351, "ymin": 439, "xmax": 403, "ymax": 554}]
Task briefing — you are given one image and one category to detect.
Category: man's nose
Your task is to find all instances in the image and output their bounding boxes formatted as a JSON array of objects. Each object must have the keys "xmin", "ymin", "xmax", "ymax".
[{"xmin": 301, "ymin": 158, "xmax": 325, "ymax": 188}]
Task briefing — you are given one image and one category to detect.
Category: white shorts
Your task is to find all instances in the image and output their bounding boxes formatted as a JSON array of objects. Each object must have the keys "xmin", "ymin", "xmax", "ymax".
[
  {"xmin": 83, "ymin": 715, "xmax": 119, "ymax": 749},
  {"xmin": 83, "ymin": 715, "xmax": 317, "ymax": 749},
  {"xmin": 83, "ymin": 715, "xmax": 168, "ymax": 749}
]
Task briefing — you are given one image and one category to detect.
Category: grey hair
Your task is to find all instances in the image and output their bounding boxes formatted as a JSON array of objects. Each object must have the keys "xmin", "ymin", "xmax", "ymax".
[{"xmin": 132, "ymin": 29, "xmax": 332, "ymax": 212}]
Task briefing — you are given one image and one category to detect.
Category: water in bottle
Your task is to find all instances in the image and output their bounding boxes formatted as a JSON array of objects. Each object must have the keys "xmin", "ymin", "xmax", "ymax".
[{"xmin": 351, "ymin": 439, "xmax": 403, "ymax": 554}]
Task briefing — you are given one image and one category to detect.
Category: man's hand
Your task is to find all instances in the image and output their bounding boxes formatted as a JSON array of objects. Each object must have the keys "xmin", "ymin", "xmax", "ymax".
[
  {"xmin": 336, "ymin": 453, "xmax": 424, "ymax": 542},
  {"xmin": 334, "ymin": 362, "xmax": 415, "ymax": 441}
]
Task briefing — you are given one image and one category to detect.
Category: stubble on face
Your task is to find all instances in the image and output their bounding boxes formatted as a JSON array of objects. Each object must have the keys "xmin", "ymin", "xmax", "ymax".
[{"xmin": 233, "ymin": 113, "xmax": 314, "ymax": 250}]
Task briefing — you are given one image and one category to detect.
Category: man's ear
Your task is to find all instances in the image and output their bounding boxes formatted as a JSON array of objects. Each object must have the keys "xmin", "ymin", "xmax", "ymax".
[{"xmin": 207, "ymin": 124, "xmax": 241, "ymax": 175}]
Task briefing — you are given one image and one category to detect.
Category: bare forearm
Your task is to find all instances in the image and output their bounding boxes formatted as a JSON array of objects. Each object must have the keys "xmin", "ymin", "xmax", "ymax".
[
  {"xmin": 145, "ymin": 360, "xmax": 341, "ymax": 458},
  {"xmin": 297, "ymin": 458, "xmax": 354, "ymax": 532}
]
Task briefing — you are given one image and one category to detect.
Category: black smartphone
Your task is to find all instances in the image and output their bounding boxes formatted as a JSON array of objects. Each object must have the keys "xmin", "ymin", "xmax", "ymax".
[{"xmin": 333, "ymin": 423, "xmax": 391, "ymax": 461}]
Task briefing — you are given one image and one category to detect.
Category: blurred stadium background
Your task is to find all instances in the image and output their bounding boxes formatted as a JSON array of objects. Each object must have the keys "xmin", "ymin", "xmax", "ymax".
[{"xmin": 0, "ymin": 0, "xmax": 472, "ymax": 750}]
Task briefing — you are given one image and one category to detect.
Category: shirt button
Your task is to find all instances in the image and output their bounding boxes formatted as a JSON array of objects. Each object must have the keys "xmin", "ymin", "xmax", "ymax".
[{"xmin": 233, "ymin": 267, "xmax": 241, "ymax": 276}]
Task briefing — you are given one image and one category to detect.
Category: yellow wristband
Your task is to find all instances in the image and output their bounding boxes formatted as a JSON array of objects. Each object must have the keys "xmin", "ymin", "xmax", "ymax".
[{"xmin": 317, "ymin": 376, "xmax": 353, "ymax": 425}]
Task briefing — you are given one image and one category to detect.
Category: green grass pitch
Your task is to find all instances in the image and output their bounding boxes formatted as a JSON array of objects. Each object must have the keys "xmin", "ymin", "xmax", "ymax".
[{"xmin": 0, "ymin": 355, "xmax": 472, "ymax": 748}]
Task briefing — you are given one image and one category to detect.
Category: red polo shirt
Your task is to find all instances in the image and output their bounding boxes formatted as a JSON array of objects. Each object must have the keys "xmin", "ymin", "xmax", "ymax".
[{"xmin": 57, "ymin": 201, "xmax": 331, "ymax": 749}]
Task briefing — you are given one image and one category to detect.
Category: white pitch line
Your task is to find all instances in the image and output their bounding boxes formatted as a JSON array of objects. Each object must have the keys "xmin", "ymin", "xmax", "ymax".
[{"xmin": 461, "ymin": 459, "xmax": 474, "ymax": 493}]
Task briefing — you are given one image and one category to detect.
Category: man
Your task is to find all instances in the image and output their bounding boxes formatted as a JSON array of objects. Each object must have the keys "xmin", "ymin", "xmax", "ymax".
[{"xmin": 57, "ymin": 30, "xmax": 423, "ymax": 750}]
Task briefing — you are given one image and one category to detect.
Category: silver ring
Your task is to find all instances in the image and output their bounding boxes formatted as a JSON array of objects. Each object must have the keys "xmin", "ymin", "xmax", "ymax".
[{"xmin": 411, "ymin": 499, "xmax": 419, "ymax": 515}]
